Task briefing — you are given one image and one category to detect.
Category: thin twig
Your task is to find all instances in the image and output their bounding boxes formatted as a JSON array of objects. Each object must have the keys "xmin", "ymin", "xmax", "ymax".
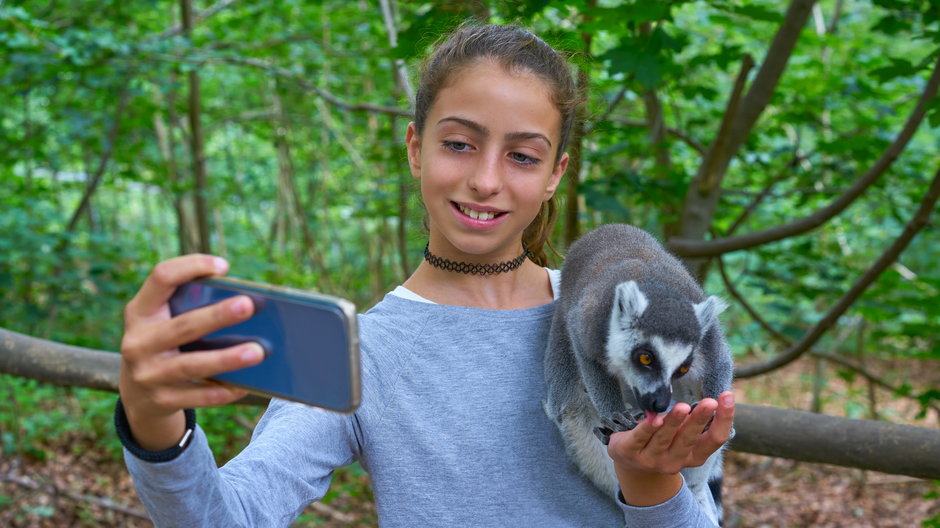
[
  {"xmin": 716, "ymin": 256, "xmax": 940, "ymax": 418},
  {"xmin": 219, "ymin": 55, "xmax": 411, "ymax": 117},
  {"xmin": 734, "ymin": 162, "xmax": 940, "ymax": 377},
  {"xmin": 151, "ymin": 0, "xmax": 239, "ymax": 41},
  {"xmin": 584, "ymin": 85, "xmax": 629, "ymax": 135},
  {"xmin": 310, "ymin": 501, "xmax": 356, "ymax": 523},
  {"xmin": 1, "ymin": 471, "xmax": 151, "ymax": 521},
  {"xmin": 609, "ymin": 117, "xmax": 705, "ymax": 154},
  {"xmin": 669, "ymin": 55, "xmax": 940, "ymax": 258}
]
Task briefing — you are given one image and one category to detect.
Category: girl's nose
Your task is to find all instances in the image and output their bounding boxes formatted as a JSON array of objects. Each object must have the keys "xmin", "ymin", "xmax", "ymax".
[{"xmin": 468, "ymin": 154, "xmax": 503, "ymax": 196}]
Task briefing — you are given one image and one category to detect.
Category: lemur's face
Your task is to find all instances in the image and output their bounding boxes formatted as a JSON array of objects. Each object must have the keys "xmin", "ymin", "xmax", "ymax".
[
  {"xmin": 606, "ymin": 281, "xmax": 705, "ymax": 414},
  {"xmin": 608, "ymin": 330, "xmax": 696, "ymax": 414}
]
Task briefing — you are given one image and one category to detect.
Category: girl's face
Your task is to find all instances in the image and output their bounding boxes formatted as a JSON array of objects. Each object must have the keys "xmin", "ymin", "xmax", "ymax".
[{"xmin": 406, "ymin": 60, "xmax": 568, "ymax": 262}]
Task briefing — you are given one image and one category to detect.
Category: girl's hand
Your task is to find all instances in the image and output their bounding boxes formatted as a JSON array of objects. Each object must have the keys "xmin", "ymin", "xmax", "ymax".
[
  {"xmin": 118, "ymin": 254, "xmax": 266, "ymax": 451},
  {"xmin": 607, "ymin": 391, "xmax": 735, "ymax": 506}
]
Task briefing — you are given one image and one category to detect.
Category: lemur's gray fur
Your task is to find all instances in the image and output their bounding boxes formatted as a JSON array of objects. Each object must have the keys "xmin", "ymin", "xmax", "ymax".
[{"xmin": 544, "ymin": 224, "xmax": 734, "ymax": 526}]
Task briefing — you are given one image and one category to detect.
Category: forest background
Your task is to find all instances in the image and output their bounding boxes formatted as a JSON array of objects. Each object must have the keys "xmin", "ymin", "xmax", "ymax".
[{"xmin": 1, "ymin": 0, "xmax": 939, "ymax": 526}]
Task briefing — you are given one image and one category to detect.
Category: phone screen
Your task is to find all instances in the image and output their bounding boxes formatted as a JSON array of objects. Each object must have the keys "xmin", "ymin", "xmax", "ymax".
[{"xmin": 168, "ymin": 277, "xmax": 360, "ymax": 413}]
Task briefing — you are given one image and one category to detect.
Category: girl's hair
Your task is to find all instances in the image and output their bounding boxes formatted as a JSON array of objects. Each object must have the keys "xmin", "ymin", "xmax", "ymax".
[{"xmin": 413, "ymin": 23, "xmax": 580, "ymax": 267}]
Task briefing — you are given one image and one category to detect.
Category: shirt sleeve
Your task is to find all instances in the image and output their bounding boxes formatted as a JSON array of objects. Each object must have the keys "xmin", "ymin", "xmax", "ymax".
[
  {"xmin": 124, "ymin": 398, "xmax": 361, "ymax": 527},
  {"xmin": 617, "ymin": 475, "xmax": 720, "ymax": 528}
]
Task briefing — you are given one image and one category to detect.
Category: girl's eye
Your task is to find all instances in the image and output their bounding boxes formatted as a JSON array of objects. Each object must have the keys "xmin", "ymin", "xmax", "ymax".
[
  {"xmin": 443, "ymin": 141, "xmax": 471, "ymax": 152},
  {"xmin": 509, "ymin": 152, "xmax": 539, "ymax": 165}
]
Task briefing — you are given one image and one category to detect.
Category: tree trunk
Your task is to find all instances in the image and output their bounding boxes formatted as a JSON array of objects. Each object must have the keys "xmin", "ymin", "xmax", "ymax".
[
  {"xmin": 181, "ymin": 0, "xmax": 212, "ymax": 254},
  {"xmin": 153, "ymin": 80, "xmax": 198, "ymax": 255},
  {"xmin": 563, "ymin": 8, "xmax": 595, "ymax": 247},
  {"xmin": 675, "ymin": 0, "xmax": 816, "ymax": 281}
]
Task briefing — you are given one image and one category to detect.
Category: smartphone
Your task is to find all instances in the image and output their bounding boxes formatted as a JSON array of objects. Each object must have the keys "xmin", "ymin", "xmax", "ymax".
[{"xmin": 168, "ymin": 277, "xmax": 360, "ymax": 413}]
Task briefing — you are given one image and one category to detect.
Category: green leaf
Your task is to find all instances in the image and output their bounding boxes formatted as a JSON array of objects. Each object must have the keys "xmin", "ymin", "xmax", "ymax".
[
  {"xmin": 601, "ymin": 42, "xmax": 664, "ymax": 88},
  {"xmin": 871, "ymin": 15, "xmax": 913, "ymax": 35},
  {"xmin": 836, "ymin": 369, "xmax": 857, "ymax": 383},
  {"xmin": 870, "ymin": 57, "xmax": 918, "ymax": 81},
  {"xmin": 718, "ymin": 2, "xmax": 785, "ymax": 23},
  {"xmin": 591, "ymin": 2, "xmax": 674, "ymax": 25},
  {"xmin": 927, "ymin": 97, "xmax": 940, "ymax": 128}
]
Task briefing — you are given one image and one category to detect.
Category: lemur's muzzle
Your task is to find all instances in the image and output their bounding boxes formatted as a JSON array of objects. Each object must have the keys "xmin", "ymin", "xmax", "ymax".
[{"xmin": 637, "ymin": 385, "xmax": 672, "ymax": 414}]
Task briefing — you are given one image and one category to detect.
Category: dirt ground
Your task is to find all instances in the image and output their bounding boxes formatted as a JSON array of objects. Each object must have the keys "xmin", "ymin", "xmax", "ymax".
[
  {"xmin": 2, "ymin": 441, "xmax": 937, "ymax": 527},
  {"xmin": 2, "ymin": 359, "xmax": 937, "ymax": 527}
]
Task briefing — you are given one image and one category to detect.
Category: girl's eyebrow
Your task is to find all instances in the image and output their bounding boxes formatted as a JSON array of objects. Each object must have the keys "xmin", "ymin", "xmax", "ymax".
[{"xmin": 437, "ymin": 116, "xmax": 552, "ymax": 148}]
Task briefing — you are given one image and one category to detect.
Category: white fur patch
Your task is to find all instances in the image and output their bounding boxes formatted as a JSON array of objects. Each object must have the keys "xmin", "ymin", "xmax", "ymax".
[
  {"xmin": 650, "ymin": 336, "xmax": 693, "ymax": 380},
  {"xmin": 693, "ymin": 296, "xmax": 728, "ymax": 338},
  {"xmin": 614, "ymin": 281, "xmax": 648, "ymax": 321},
  {"xmin": 606, "ymin": 282, "xmax": 649, "ymax": 382}
]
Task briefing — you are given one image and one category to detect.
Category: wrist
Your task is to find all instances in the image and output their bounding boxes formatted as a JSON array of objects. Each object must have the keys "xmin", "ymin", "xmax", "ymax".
[
  {"xmin": 115, "ymin": 398, "xmax": 196, "ymax": 461},
  {"xmin": 615, "ymin": 466, "xmax": 683, "ymax": 507}
]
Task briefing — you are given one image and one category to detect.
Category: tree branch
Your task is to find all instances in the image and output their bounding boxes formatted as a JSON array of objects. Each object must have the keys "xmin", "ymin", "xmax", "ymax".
[
  {"xmin": 698, "ymin": 53, "xmax": 754, "ymax": 193},
  {"xmin": 669, "ymin": 55, "xmax": 940, "ymax": 258},
  {"xmin": 217, "ymin": 55, "xmax": 412, "ymax": 117},
  {"xmin": 608, "ymin": 117, "xmax": 705, "ymax": 155},
  {"xmin": 729, "ymin": 404, "xmax": 940, "ymax": 479},
  {"xmin": 4, "ymin": 327, "xmax": 940, "ymax": 478},
  {"xmin": 725, "ymin": 0, "xmax": 816, "ymax": 159},
  {"xmin": 379, "ymin": 0, "xmax": 415, "ymax": 106},
  {"xmin": 65, "ymin": 81, "xmax": 133, "ymax": 232},
  {"xmin": 583, "ymin": 85, "xmax": 629, "ymax": 136},
  {"xmin": 676, "ymin": 0, "xmax": 816, "ymax": 279},
  {"xmin": 716, "ymin": 256, "xmax": 940, "ymax": 417},
  {"xmin": 734, "ymin": 162, "xmax": 940, "ymax": 377},
  {"xmin": 723, "ymin": 165, "xmax": 793, "ymax": 236},
  {"xmin": 151, "ymin": 0, "xmax": 239, "ymax": 41},
  {"xmin": 0, "ymin": 328, "xmax": 120, "ymax": 391}
]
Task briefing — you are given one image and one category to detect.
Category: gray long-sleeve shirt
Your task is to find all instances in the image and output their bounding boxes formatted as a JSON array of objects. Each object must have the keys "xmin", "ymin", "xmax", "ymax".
[{"xmin": 125, "ymin": 293, "xmax": 717, "ymax": 527}]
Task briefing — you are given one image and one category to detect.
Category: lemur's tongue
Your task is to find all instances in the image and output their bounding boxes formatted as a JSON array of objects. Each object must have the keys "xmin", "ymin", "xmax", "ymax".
[{"xmin": 644, "ymin": 411, "xmax": 659, "ymax": 424}]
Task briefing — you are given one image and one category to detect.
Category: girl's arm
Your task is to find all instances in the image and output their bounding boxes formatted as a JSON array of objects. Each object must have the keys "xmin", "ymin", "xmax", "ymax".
[{"xmin": 123, "ymin": 398, "xmax": 360, "ymax": 527}]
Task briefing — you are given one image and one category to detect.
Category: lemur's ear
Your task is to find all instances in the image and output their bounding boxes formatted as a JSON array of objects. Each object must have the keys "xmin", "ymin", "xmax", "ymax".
[
  {"xmin": 613, "ymin": 281, "xmax": 648, "ymax": 324},
  {"xmin": 693, "ymin": 296, "xmax": 728, "ymax": 336}
]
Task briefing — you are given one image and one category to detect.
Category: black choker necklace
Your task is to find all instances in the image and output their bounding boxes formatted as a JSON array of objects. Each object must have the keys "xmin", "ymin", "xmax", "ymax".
[{"xmin": 424, "ymin": 243, "xmax": 530, "ymax": 276}]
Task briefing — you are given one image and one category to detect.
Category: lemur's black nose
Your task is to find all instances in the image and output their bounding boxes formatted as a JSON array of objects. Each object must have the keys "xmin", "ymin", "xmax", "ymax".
[{"xmin": 638, "ymin": 386, "xmax": 672, "ymax": 413}]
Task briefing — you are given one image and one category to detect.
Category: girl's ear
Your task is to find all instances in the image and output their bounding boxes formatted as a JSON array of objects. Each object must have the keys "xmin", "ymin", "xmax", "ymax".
[
  {"xmin": 405, "ymin": 122, "xmax": 422, "ymax": 179},
  {"xmin": 544, "ymin": 151, "xmax": 568, "ymax": 200}
]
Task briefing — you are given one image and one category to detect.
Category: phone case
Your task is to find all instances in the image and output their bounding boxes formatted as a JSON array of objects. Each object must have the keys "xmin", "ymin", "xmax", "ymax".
[{"xmin": 168, "ymin": 277, "xmax": 360, "ymax": 413}]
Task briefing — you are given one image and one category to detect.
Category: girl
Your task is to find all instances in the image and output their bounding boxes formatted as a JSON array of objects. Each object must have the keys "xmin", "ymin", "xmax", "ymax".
[{"xmin": 116, "ymin": 23, "xmax": 734, "ymax": 526}]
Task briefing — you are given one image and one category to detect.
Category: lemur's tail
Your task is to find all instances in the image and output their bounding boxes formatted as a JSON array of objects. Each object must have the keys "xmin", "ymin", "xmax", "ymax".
[{"xmin": 708, "ymin": 476, "xmax": 724, "ymax": 526}]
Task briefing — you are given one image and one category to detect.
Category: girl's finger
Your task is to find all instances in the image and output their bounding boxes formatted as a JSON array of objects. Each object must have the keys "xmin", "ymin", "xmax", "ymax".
[
  {"xmin": 673, "ymin": 399, "xmax": 718, "ymax": 451},
  {"xmin": 133, "ymin": 341, "xmax": 266, "ymax": 387},
  {"xmin": 122, "ymin": 294, "xmax": 255, "ymax": 358},
  {"xmin": 646, "ymin": 403, "xmax": 690, "ymax": 451},
  {"xmin": 609, "ymin": 417, "xmax": 659, "ymax": 454},
  {"xmin": 126, "ymin": 254, "xmax": 229, "ymax": 324},
  {"xmin": 151, "ymin": 381, "xmax": 250, "ymax": 411},
  {"xmin": 690, "ymin": 392, "xmax": 735, "ymax": 462}
]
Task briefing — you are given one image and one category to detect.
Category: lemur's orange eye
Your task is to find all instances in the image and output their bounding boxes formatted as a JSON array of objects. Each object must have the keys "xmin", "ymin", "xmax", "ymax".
[
  {"xmin": 679, "ymin": 365, "xmax": 690, "ymax": 374},
  {"xmin": 638, "ymin": 353, "xmax": 653, "ymax": 366}
]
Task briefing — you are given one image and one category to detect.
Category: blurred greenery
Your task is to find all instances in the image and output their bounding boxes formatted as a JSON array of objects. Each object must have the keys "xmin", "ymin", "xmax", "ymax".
[{"xmin": 0, "ymin": 0, "xmax": 938, "ymax": 523}]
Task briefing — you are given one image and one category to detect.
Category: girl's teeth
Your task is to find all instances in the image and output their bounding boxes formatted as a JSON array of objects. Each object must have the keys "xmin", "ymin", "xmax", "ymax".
[{"xmin": 460, "ymin": 205, "xmax": 495, "ymax": 221}]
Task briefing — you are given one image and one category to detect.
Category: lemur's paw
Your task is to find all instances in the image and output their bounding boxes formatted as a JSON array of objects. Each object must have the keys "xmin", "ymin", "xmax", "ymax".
[{"xmin": 593, "ymin": 410, "xmax": 647, "ymax": 445}]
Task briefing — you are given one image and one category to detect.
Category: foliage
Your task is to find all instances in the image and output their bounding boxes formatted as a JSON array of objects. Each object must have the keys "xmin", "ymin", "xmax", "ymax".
[{"xmin": 0, "ymin": 1, "xmax": 938, "ymax": 523}]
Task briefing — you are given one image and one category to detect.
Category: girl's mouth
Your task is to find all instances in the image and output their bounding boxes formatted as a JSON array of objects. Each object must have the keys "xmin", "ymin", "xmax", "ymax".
[{"xmin": 454, "ymin": 202, "xmax": 506, "ymax": 221}]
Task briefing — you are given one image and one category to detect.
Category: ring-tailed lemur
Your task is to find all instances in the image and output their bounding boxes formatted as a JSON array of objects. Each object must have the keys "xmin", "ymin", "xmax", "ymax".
[{"xmin": 544, "ymin": 224, "xmax": 734, "ymax": 526}]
